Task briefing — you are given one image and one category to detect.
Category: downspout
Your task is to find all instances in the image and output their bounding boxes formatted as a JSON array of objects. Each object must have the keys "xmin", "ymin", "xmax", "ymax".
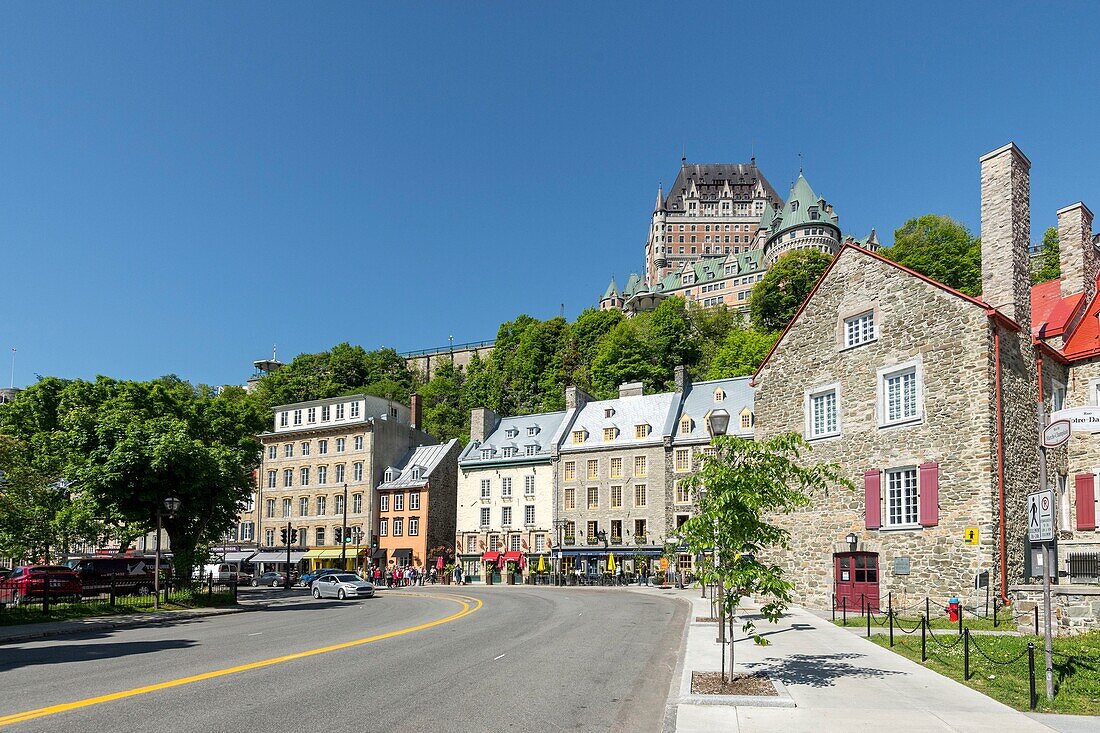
[{"xmin": 993, "ymin": 325, "xmax": 1009, "ymax": 605}]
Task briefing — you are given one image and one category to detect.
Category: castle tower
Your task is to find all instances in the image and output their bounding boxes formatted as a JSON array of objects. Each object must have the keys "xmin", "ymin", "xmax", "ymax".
[{"xmin": 760, "ymin": 173, "xmax": 841, "ymax": 267}]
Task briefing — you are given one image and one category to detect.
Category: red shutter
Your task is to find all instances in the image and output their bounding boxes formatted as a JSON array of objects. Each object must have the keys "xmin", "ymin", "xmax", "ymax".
[
  {"xmin": 864, "ymin": 470, "xmax": 881, "ymax": 529},
  {"xmin": 1075, "ymin": 473, "xmax": 1096, "ymax": 531},
  {"xmin": 919, "ymin": 462, "xmax": 939, "ymax": 527}
]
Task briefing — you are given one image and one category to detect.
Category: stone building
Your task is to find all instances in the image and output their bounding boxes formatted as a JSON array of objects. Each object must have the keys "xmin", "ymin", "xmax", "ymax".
[
  {"xmin": 752, "ymin": 142, "xmax": 1039, "ymax": 612},
  {"xmin": 454, "ymin": 409, "xmax": 569, "ymax": 581},
  {"xmin": 252, "ymin": 393, "xmax": 435, "ymax": 573},
  {"xmin": 374, "ymin": 439, "xmax": 461, "ymax": 571}
]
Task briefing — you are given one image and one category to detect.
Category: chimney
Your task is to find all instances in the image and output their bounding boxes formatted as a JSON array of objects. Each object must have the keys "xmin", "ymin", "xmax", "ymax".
[
  {"xmin": 1057, "ymin": 202, "xmax": 1097, "ymax": 299},
  {"xmin": 409, "ymin": 394, "xmax": 423, "ymax": 430},
  {"xmin": 565, "ymin": 385, "xmax": 592, "ymax": 411},
  {"xmin": 979, "ymin": 142, "xmax": 1032, "ymax": 328},
  {"xmin": 674, "ymin": 365, "xmax": 691, "ymax": 394},
  {"xmin": 469, "ymin": 407, "xmax": 500, "ymax": 444},
  {"xmin": 618, "ymin": 382, "xmax": 644, "ymax": 398}
]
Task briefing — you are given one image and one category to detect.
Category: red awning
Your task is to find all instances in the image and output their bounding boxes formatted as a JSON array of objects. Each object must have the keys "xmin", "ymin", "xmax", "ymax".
[
  {"xmin": 481, "ymin": 552, "xmax": 500, "ymax": 563},
  {"xmin": 502, "ymin": 551, "xmax": 523, "ymax": 563}
]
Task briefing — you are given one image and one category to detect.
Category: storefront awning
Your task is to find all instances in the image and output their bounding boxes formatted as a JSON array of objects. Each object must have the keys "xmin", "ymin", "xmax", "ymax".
[
  {"xmin": 303, "ymin": 548, "xmax": 364, "ymax": 559},
  {"xmin": 220, "ymin": 551, "xmax": 256, "ymax": 563},
  {"xmin": 392, "ymin": 548, "xmax": 413, "ymax": 560},
  {"xmin": 252, "ymin": 550, "xmax": 308, "ymax": 563},
  {"xmin": 482, "ymin": 551, "xmax": 500, "ymax": 563},
  {"xmin": 502, "ymin": 551, "xmax": 523, "ymax": 563},
  {"xmin": 371, "ymin": 549, "xmax": 388, "ymax": 560}
]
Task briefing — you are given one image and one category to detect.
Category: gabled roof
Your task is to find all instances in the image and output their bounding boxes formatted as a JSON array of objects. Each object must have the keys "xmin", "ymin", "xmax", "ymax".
[
  {"xmin": 560, "ymin": 392, "xmax": 679, "ymax": 452},
  {"xmin": 622, "ymin": 273, "xmax": 643, "ymax": 297},
  {"xmin": 752, "ymin": 244, "xmax": 1020, "ymax": 384},
  {"xmin": 1031, "ymin": 279, "xmax": 1086, "ymax": 340},
  {"xmin": 376, "ymin": 440, "xmax": 460, "ymax": 490},
  {"xmin": 602, "ymin": 278, "xmax": 620, "ymax": 300},
  {"xmin": 458, "ymin": 411, "xmax": 568, "ymax": 465},
  {"xmin": 664, "ymin": 162, "xmax": 781, "ymax": 212}
]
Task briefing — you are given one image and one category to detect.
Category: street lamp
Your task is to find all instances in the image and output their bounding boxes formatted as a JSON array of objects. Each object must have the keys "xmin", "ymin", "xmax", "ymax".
[
  {"xmin": 845, "ymin": 532, "xmax": 859, "ymax": 553},
  {"xmin": 154, "ymin": 497, "xmax": 180, "ymax": 610},
  {"xmin": 708, "ymin": 408, "xmax": 730, "ymax": 437}
]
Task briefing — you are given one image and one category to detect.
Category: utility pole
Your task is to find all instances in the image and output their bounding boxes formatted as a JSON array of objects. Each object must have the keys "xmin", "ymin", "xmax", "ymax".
[{"xmin": 1037, "ymin": 402, "xmax": 1056, "ymax": 702}]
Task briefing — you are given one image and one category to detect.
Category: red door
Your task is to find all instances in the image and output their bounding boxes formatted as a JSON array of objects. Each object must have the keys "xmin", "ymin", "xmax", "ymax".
[{"xmin": 833, "ymin": 553, "xmax": 879, "ymax": 611}]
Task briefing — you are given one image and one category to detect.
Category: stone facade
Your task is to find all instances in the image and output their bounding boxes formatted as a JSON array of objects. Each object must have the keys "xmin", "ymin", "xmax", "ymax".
[
  {"xmin": 1011, "ymin": 585, "xmax": 1100, "ymax": 636},
  {"xmin": 375, "ymin": 440, "xmax": 460, "ymax": 570}
]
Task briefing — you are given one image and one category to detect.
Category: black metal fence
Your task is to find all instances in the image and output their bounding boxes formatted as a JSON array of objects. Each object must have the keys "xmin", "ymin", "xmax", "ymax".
[
  {"xmin": 0, "ymin": 573, "xmax": 237, "ymax": 624},
  {"xmin": 1067, "ymin": 552, "xmax": 1099, "ymax": 584}
]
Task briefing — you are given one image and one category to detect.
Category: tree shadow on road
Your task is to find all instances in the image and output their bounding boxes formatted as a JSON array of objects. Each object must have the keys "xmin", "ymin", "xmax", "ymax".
[
  {"xmin": 0, "ymin": 638, "xmax": 197, "ymax": 672},
  {"xmin": 741, "ymin": 652, "xmax": 904, "ymax": 688}
]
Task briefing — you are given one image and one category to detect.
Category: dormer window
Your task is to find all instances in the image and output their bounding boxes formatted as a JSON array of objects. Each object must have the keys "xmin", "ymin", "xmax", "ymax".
[
  {"xmin": 527, "ymin": 426, "xmax": 539, "ymax": 436},
  {"xmin": 525, "ymin": 444, "xmax": 539, "ymax": 456},
  {"xmin": 604, "ymin": 408, "xmax": 615, "ymax": 418},
  {"xmin": 810, "ymin": 209, "xmax": 820, "ymax": 220},
  {"xmin": 411, "ymin": 467, "xmax": 422, "ymax": 481},
  {"xmin": 634, "ymin": 424, "xmax": 651, "ymax": 439},
  {"xmin": 505, "ymin": 428, "xmax": 519, "ymax": 438},
  {"xmin": 571, "ymin": 430, "xmax": 587, "ymax": 444},
  {"xmin": 714, "ymin": 388, "xmax": 726, "ymax": 402},
  {"xmin": 384, "ymin": 468, "xmax": 397, "ymax": 482},
  {"xmin": 502, "ymin": 447, "xmax": 517, "ymax": 458},
  {"xmin": 791, "ymin": 200, "xmax": 799, "ymax": 212},
  {"xmin": 680, "ymin": 416, "xmax": 693, "ymax": 434},
  {"xmin": 740, "ymin": 409, "xmax": 754, "ymax": 430},
  {"xmin": 481, "ymin": 448, "xmax": 493, "ymax": 460},
  {"xmin": 603, "ymin": 427, "xmax": 618, "ymax": 442}
]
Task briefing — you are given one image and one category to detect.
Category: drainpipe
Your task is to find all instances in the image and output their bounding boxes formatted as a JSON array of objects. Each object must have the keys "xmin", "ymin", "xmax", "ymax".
[{"xmin": 993, "ymin": 325, "xmax": 1009, "ymax": 605}]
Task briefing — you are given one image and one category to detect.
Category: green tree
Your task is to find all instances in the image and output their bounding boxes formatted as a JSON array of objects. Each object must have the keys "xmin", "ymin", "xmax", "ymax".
[
  {"xmin": 679, "ymin": 434, "xmax": 849, "ymax": 680},
  {"xmin": 749, "ymin": 250, "xmax": 833, "ymax": 332},
  {"xmin": 420, "ymin": 361, "xmax": 468, "ymax": 442},
  {"xmin": 706, "ymin": 329, "xmax": 779, "ymax": 379},
  {"xmin": 252, "ymin": 343, "xmax": 416, "ymax": 410},
  {"xmin": 1032, "ymin": 226, "xmax": 1060, "ymax": 284},
  {"xmin": 881, "ymin": 214, "xmax": 982, "ymax": 296}
]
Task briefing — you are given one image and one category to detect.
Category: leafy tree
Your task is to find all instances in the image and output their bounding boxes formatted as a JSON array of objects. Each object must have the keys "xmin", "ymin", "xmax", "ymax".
[
  {"xmin": 881, "ymin": 214, "xmax": 982, "ymax": 296},
  {"xmin": 252, "ymin": 343, "xmax": 416, "ymax": 410},
  {"xmin": 706, "ymin": 329, "xmax": 779, "ymax": 379},
  {"xmin": 420, "ymin": 361, "xmax": 468, "ymax": 443},
  {"xmin": 749, "ymin": 249, "xmax": 833, "ymax": 332},
  {"xmin": 1032, "ymin": 226, "xmax": 1060, "ymax": 284},
  {"xmin": 679, "ymin": 434, "xmax": 849, "ymax": 681}
]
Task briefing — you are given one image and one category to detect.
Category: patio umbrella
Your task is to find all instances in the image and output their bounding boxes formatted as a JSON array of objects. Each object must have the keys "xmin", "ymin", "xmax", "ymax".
[
  {"xmin": 607, "ymin": 552, "xmax": 616, "ymax": 573},
  {"xmin": 537, "ymin": 554, "xmax": 547, "ymax": 573}
]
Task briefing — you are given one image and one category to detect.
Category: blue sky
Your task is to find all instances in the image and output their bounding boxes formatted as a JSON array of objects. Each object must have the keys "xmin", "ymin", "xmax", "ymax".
[{"xmin": 2, "ymin": 3, "xmax": 1099, "ymax": 388}]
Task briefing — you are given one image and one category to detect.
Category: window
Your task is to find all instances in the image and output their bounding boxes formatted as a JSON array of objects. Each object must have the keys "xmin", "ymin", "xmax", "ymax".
[
  {"xmin": 610, "ymin": 485, "xmax": 623, "ymax": 509},
  {"xmin": 741, "ymin": 411, "xmax": 753, "ymax": 429},
  {"xmin": 394, "ymin": 493, "xmax": 404, "ymax": 511},
  {"xmin": 564, "ymin": 487, "xmax": 576, "ymax": 510},
  {"xmin": 268, "ymin": 445, "xmax": 277, "ymax": 460},
  {"xmin": 267, "ymin": 471, "xmax": 276, "ymax": 489},
  {"xmin": 480, "ymin": 448, "xmax": 493, "ymax": 460},
  {"xmin": 587, "ymin": 459, "xmax": 599, "ymax": 480},
  {"xmin": 354, "ymin": 435, "xmax": 363, "ymax": 450},
  {"xmin": 808, "ymin": 387, "xmax": 839, "ymax": 439},
  {"xmin": 844, "ymin": 311, "xmax": 875, "ymax": 348},
  {"xmin": 587, "ymin": 521, "xmax": 599, "ymax": 541},
  {"xmin": 317, "ymin": 466, "xmax": 328, "ymax": 485},
  {"xmin": 714, "ymin": 388, "xmax": 725, "ymax": 402},
  {"xmin": 509, "ymin": 534, "xmax": 521, "ymax": 551},
  {"xmin": 321, "ymin": 405, "xmax": 330, "ymax": 421},
  {"xmin": 604, "ymin": 408, "xmax": 616, "ymax": 418},
  {"xmin": 526, "ymin": 445, "xmax": 538, "ymax": 456},
  {"xmin": 379, "ymin": 518, "xmax": 389, "ymax": 536},
  {"xmin": 675, "ymin": 481, "xmax": 691, "ymax": 504},
  {"xmin": 480, "ymin": 479, "xmax": 491, "ymax": 499},
  {"xmin": 524, "ymin": 475, "xmax": 535, "ymax": 496},
  {"xmin": 525, "ymin": 505, "xmax": 535, "ymax": 525},
  {"xmin": 634, "ymin": 484, "xmax": 647, "ymax": 508},
  {"xmin": 502, "ymin": 447, "xmax": 516, "ymax": 458},
  {"xmin": 587, "ymin": 486, "xmax": 599, "ymax": 509},
  {"xmin": 316, "ymin": 527, "xmax": 325, "ymax": 545},
  {"xmin": 266, "ymin": 499, "xmax": 275, "ymax": 518},
  {"xmin": 564, "ymin": 461, "xmax": 576, "ymax": 481},
  {"xmin": 467, "ymin": 536, "xmax": 479, "ymax": 553},
  {"xmin": 675, "ymin": 448, "xmax": 691, "ymax": 472},
  {"xmin": 409, "ymin": 517, "xmax": 419, "ymax": 536},
  {"xmin": 334, "ymin": 494, "xmax": 344, "ymax": 515},
  {"xmin": 572, "ymin": 430, "xmax": 587, "ymax": 444},
  {"xmin": 282, "ymin": 498, "xmax": 291, "ymax": 517},
  {"xmin": 318, "ymin": 439, "xmax": 328, "ymax": 455},
  {"xmin": 480, "ymin": 507, "xmax": 490, "ymax": 527},
  {"xmin": 502, "ymin": 506, "xmax": 512, "ymax": 526},
  {"xmin": 279, "ymin": 412, "xmax": 289, "ymax": 428},
  {"xmin": 307, "ymin": 407, "xmax": 316, "ymax": 423},
  {"xmin": 299, "ymin": 497, "xmax": 309, "ymax": 516},
  {"xmin": 293, "ymin": 409, "xmax": 302, "ymax": 425},
  {"xmin": 335, "ymin": 403, "xmax": 345, "ymax": 419},
  {"xmin": 885, "ymin": 467, "xmax": 919, "ymax": 527},
  {"xmin": 679, "ymin": 417, "xmax": 692, "ymax": 434},
  {"xmin": 502, "ymin": 477, "xmax": 512, "ymax": 498},
  {"xmin": 353, "ymin": 462, "xmax": 363, "ymax": 481},
  {"xmin": 1052, "ymin": 383, "xmax": 1066, "ymax": 413},
  {"xmin": 336, "ymin": 438, "xmax": 346, "ymax": 453},
  {"xmin": 634, "ymin": 455, "xmax": 647, "ymax": 477},
  {"xmin": 265, "ymin": 528, "xmax": 275, "ymax": 546},
  {"xmin": 564, "ymin": 521, "xmax": 576, "ymax": 542},
  {"xmin": 610, "ymin": 457, "xmax": 622, "ymax": 478},
  {"xmin": 316, "ymin": 496, "xmax": 326, "ymax": 515},
  {"xmin": 527, "ymin": 426, "xmax": 539, "ymax": 436},
  {"xmin": 535, "ymin": 534, "xmax": 546, "ymax": 552},
  {"xmin": 350, "ymin": 402, "xmax": 360, "ymax": 418},
  {"xmin": 489, "ymin": 535, "xmax": 500, "ymax": 551},
  {"xmin": 335, "ymin": 464, "xmax": 345, "ymax": 483},
  {"xmin": 300, "ymin": 467, "xmax": 310, "ymax": 485},
  {"xmin": 635, "ymin": 424, "xmax": 651, "ymax": 439},
  {"xmin": 284, "ymin": 444, "xmax": 293, "ymax": 458},
  {"xmin": 880, "ymin": 364, "xmax": 921, "ymax": 425},
  {"xmin": 634, "ymin": 518, "xmax": 647, "ymax": 540},
  {"xmin": 380, "ymin": 494, "xmax": 389, "ymax": 512},
  {"xmin": 603, "ymin": 427, "xmax": 617, "ymax": 442},
  {"xmin": 409, "ymin": 492, "xmax": 420, "ymax": 510},
  {"xmin": 393, "ymin": 518, "xmax": 403, "ymax": 536},
  {"xmin": 283, "ymin": 469, "xmax": 293, "ymax": 488},
  {"xmin": 353, "ymin": 493, "xmax": 363, "ymax": 513}
]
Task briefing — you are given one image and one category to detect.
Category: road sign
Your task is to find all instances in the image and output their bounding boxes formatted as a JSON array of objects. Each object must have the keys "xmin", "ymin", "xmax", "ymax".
[
  {"xmin": 1042, "ymin": 419, "xmax": 1071, "ymax": 448},
  {"xmin": 1028, "ymin": 490, "xmax": 1055, "ymax": 543},
  {"xmin": 1050, "ymin": 407, "xmax": 1100, "ymax": 433},
  {"xmin": 964, "ymin": 527, "xmax": 980, "ymax": 545}
]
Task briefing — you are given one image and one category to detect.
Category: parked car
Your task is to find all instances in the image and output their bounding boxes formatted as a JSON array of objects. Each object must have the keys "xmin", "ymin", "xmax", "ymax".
[
  {"xmin": 195, "ymin": 563, "xmax": 252, "ymax": 585},
  {"xmin": 298, "ymin": 568, "xmax": 342, "ymax": 587},
  {"xmin": 311, "ymin": 574, "xmax": 375, "ymax": 600},
  {"xmin": 252, "ymin": 571, "xmax": 287, "ymax": 587},
  {"xmin": 70, "ymin": 556, "xmax": 156, "ymax": 596},
  {"xmin": 0, "ymin": 565, "xmax": 83, "ymax": 606}
]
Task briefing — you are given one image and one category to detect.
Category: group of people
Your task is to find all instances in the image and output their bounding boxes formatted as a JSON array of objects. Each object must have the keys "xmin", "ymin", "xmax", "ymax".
[{"xmin": 368, "ymin": 564, "xmax": 439, "ymax": 588}]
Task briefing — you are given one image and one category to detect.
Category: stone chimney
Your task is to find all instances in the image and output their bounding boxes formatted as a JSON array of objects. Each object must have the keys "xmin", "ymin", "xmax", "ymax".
[
  {"xmin": 565, "ymin": 385, "xmax": 592, "ymax": 411},
  {"xmin": 409, "ymin": 394, "xmax": 423, "ymax": 431},
  {"xmin": 980, "ymin": 143, "xmax": 1032, "ymax": 329},
  {"xmin": 674, "ymin": 365, "xmax": 691, "ymax": 394},
  {"xmin": 618, "ymin": 382, "xmax": 644, "ymax": 398},
  {"xmin": 469, "ymin": 407, "xmax": 500, "ymax": 444},
  {"xmin": 1057, "ymin": 202, "xmax": 1097, "ymax": 299}
]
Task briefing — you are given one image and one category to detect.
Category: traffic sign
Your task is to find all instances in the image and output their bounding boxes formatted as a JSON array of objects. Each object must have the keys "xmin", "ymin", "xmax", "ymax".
[
  {"xmin": 964, "ymin": 527, "xmax": 980, "ymax": 545},
  {"xmin": 1028, "ymin": 490, "xmax": 1055, "ymax": 543},
  {"xmin": 1042, "ymin": 419, "xmax": 1071, "ymax": 448}
]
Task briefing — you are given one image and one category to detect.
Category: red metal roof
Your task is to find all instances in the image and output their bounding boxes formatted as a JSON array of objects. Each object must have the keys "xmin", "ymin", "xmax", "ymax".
[
  {"xmin": 1031, "ymin": 279, "xmax": 1085, "ymax": 339},
  {"xmin": 1061, "ymin": 289, "xmax": 1100, "ymax": 359}
]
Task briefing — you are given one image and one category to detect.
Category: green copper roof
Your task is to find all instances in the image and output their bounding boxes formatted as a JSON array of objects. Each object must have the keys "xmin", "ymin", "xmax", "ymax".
[
  {"xmin": 602, "ymin": 277, "xmax": 620, "ymax": 300},
  {"xmin": 654, "ymin": 250, "xmax": 765, "ymax": 292},
  {"xmin": 622, "ymin": 273, "xmax": 642, "ymax": 297},
  {"xmin": 766, "ymin": 173, "xmax": 839, "ymax": 234}
]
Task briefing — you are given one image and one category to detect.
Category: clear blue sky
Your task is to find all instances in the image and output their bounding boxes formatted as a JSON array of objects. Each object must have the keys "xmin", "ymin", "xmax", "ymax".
[{"xmin": 3, "ymin": 3, "xmax": 1099, "ymax": 388}]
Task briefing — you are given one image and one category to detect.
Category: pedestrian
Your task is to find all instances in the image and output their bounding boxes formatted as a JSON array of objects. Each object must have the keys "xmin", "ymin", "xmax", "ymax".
[{"xmin": 454, "ymin": 564, "xmax": 462, "ymax": 585}]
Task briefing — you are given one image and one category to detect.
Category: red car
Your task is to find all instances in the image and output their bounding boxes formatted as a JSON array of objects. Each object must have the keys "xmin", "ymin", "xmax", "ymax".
[{"xmin": 0, "ymin": 565, "xmax": 83, "ymax": 606}]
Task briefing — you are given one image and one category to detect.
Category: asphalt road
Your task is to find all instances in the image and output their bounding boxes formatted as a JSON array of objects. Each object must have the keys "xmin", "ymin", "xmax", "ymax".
[{"xmin": 0, "ymin": 585, "xmax": 687, "ymax": 733}]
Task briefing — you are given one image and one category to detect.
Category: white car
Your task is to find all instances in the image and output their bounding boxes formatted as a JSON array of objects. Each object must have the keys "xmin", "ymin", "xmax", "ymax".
[{"xmin": 311, "ymin": 573, "xmax": 376, "ymax": 600}]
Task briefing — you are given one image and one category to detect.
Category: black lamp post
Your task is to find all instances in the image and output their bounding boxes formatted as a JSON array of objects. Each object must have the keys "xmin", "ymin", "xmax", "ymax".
[{"xmin": 154, "ymin": 496, "xmax": 180, "ymax": 610}]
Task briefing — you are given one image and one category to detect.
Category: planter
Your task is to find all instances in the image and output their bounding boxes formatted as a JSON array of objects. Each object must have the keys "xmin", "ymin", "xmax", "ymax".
[{"xmin": 506, "ymin": 573, "xmax": 515, "ymax": 585}]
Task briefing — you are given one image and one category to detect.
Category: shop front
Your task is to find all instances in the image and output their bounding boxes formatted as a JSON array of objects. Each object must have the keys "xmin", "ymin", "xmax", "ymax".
[
  {"xmin": 302, "ymin": 548, "xmax": 365, "ymax": 572},
  {"xmin": 251, "ymin": 549, "xmax": 308, "ymax": 576}
]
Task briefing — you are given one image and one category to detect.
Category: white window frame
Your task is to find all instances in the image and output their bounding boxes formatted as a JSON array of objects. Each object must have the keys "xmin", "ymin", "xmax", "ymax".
[
  {"xmin": 502, "ymin": 477, "xmax": 512, "ymax": 498},
  {"xmin": 525, "ymin": 504, "xmax": 535, "ymax": 525},
  {"xmin": 883, "ymin": 465, "xmax": 920, "ymax": 529},
  {"xmin": 480, "ymin": 507, "xmax": 490, "ymax": 527},
  {"xmin": 480, "ymin": 479, "xmax": 491, "ymax": 500},
  {"xmin": 1051, "ymin": 381, "xmax": 1066, "ymax": 413},
  {"xmin": 502, "ymin": 506, "xmax": 512, "ymax": 526},
  {"xmin": 842, "ymin": 309, "xmax": 877, "ymax": 350},
  {"xmin": 877, "ymin": 359, "xmax": 923, "ymax": 428},
  {"xmin": 410, "ymin": 492, "xmax": 420, "ymax": 510},
  {"xmin": 804, "ymin": 383, "xmax": 841, "ymax": 440},
  {"xmin": 408, "ymin": 517, "xmax": 419, "ymax": 536}
]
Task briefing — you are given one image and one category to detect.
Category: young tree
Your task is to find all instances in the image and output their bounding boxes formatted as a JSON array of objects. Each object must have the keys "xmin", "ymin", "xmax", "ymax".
[
  {"xmin": 1032, "ymin": 227, "xmax": 1060, "ymax": 284},
  {"xmin": 749, "ymin": 250, "xmax": 833, "ymax": 333},
  {"xmin": 881, "ymin": 214, "xmax": 982, "ymax": 295},
  {"xmin": 679, "ymin": 433, "xmax": 849, "ymax": 681}
]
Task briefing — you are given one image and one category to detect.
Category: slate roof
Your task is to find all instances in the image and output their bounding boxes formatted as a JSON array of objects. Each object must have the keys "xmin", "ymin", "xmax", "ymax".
[
  {"xmin": 559, "ymin": 391, "xmax": 679, "ymax": 452},
  {"xmin": 655, "ymin": 250, "xmax": 765, "ymax": 293},
  {"xmin": 664, "ymin": 162, "xmax": 781, "ymax": 213},
  {"xmin": 458, "ymin": 411, "xmax": 569, "ymax": 465},
  {"xmin": 378, "ymin": 439, "xmax": 460, "ymax": 490},
  {"xmin": 763, "ymin": 174, "xmax": 839, "ymax": 234},
  {"xmin": 672, "ymin": 377, "xmax": 754, "ymax": 444},
  {"xmin": 602, "ymin": 278, "xmax": 620, "ymax": 300}
]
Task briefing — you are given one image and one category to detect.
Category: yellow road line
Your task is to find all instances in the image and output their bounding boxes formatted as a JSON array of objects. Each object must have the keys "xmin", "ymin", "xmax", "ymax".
[{"xmin": 0, "ymin": 593, "xmax": 482, "ymax": 728}]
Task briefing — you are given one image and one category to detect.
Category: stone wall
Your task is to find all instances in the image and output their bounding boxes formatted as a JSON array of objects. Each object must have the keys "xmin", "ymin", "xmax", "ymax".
[{"xmin": 1011, "ymin": 584, "xmax": 1100, "ymax": 636}]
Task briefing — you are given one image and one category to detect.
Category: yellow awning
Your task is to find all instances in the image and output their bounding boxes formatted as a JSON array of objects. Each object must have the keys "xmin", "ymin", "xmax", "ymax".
[{"xmin": 302, "ymin": 548, "xmax": 363, "ymax": 559}]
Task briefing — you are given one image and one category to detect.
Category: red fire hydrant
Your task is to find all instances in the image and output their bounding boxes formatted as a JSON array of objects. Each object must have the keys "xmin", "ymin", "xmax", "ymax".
[{"xmin": 947, "ymin": 597, "xmax": 960, "ymax": 622}]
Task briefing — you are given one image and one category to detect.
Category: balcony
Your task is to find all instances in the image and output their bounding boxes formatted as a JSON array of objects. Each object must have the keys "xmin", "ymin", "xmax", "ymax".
[
  {"xmin": 564, "ymin": 535, "xmax": 576, "ymax": 546},
  {"xmin": 610, "ymin": 536, "xmax": 623, "ymax": 546},
  {"xmin": 634, "ymin": 534, "xmax": 648, "ymax": 545}
]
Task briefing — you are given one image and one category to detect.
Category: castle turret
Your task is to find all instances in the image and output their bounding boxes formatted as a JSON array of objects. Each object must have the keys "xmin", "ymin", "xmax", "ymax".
[{"xmin": 761, "ymin": 173, "xmax": 841, "ymax": 267}]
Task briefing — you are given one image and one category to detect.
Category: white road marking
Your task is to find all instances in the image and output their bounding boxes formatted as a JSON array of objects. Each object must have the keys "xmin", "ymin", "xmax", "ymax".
[
  {"xmin": 493, "ymin": 653, "xmax": 506, "ymax": 661},
  {"xmin": 247, "ymin": 632, "xmax": 262, "ymax": 636}
]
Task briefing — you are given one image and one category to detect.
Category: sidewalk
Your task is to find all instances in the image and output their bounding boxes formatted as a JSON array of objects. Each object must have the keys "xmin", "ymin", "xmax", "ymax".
[
  {"xmin": 666, "ymin": 590, "xmax": 1090, "ymax": 733},
  {"xmin": 0, "ymin": 605, "xmax": 247, "ymax": 645}
]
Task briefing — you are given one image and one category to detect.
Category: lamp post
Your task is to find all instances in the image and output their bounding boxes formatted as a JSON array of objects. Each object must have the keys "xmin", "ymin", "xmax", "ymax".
[
  {"xmin": 44, "ymin": 478, "xmax": 72, "ymax": 564},
  {"xmin": 154, "ymin": 497, "xmax": 180, "ymax": 610},
  {"xmin": 340, "ymin": 483, "xmax": 349, "ymax": 570},
  {"xmin": 707, "ymin": 408, "xmax": 730, "ymax": 665}
]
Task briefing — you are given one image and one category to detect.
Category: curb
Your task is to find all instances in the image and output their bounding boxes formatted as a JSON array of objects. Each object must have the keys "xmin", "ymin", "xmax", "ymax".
[
  {"xmin": 0, "ymin": 605, "xmax": 248, "ymax": 645},
  {"xmin": 677, "ymin": 676, "xmax": 797, "ymax": 709}
]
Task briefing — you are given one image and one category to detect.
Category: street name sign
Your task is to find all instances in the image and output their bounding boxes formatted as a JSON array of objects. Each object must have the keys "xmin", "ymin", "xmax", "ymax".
[
  {"xmin": 1028, "ymin": 490, "xmax": 1055, "ymax": 543},
  {"xmin": 1042, "ymin": 419, "xmax": 1071, "ymax": 448},
  {"xmin": 1050, "ymin": 407, "xmax": 1100, "ymax": 434}
]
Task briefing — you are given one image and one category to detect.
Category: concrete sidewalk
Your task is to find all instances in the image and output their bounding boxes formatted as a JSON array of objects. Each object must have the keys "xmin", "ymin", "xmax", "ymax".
[{"xmin": 667, "ymin": 590, "xmax": 1082, "ymax": 733}]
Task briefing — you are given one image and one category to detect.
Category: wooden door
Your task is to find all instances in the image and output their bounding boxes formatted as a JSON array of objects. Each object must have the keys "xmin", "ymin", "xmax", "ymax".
[{"xmin": 833, "ymin": 552, "xmax": 879, "ymax": 611}]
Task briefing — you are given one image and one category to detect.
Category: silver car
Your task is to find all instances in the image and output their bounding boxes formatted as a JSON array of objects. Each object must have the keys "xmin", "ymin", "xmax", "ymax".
[{"xmin": 311, "ymin": 573, "xmax": 375, "ymax": 600}]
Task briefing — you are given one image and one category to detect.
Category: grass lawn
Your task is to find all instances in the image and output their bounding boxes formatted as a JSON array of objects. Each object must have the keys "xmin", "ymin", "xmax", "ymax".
[
  {"xmin": 869, "ymin": 630, "xmax": 1100, "ymax": 715},
  {"xmin": 833, "ymin": 608, "xmax": 1025, "ymax": 632},
  {"xmin": 0, "ymin": 588, "xmax": 236, "ymax": 626}
]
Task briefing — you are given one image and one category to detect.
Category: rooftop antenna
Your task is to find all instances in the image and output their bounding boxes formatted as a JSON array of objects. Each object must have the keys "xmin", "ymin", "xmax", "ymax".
[
  {"xmin": 272, "ymin": 344, "xmax": 277, "ymax": 361},
  {"xmin": 751, "ymin": 141, "xmax": 756, "ymax": 166},
  {"xmin": 798, "ymin": 152, "xmax": 804, "ymax": 174},
  {"xmin": 681, "ymin": 142, "xmax": 686, "ymax": 164}
]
